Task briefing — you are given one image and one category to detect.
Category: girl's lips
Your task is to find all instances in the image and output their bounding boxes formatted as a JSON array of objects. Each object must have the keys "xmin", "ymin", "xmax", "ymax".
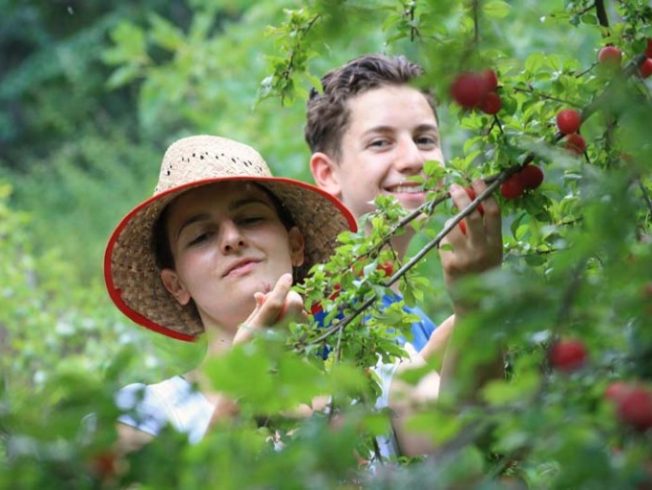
[{"xmin": 223, "ymin": 259, "xmax": 261, "ymax": 277}]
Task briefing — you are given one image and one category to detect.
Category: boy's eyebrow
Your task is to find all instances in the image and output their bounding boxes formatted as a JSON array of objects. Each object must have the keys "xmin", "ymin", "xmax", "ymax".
[
  {"xmin": 361, "ymin": 123, "xmax": 439, "ymax": 136},
  {"xmin": 414, "ymin": 123, "xmax": 440, "ymax": 134}
]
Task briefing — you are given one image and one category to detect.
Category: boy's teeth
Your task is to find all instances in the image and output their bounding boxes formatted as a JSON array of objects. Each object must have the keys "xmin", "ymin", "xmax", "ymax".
[{"xmin": 390, "ymin": 185, "xmax": 424, "ymax": 193}]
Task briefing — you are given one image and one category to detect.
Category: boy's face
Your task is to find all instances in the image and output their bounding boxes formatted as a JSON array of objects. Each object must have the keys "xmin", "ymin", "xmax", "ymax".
[{"xmin": 316, "ymin": 84, "xmax": 443, "ymax": 219}]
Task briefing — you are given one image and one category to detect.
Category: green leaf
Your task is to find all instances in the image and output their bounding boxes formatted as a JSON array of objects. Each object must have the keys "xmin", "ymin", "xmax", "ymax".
[
  {"xmin": 482, "ymin": 372, "xmax": 540, "ymax": 405},
  {"xmin": 149, "ymin": 13, "xmax": 186, "ymax": 51},
  {"xmin": 106, "ymin": 64, "xmax": 141, "ymax": 89},
  {"xmin": 483, "ymin": 0, "xmax": 511, "ymax": 19}
]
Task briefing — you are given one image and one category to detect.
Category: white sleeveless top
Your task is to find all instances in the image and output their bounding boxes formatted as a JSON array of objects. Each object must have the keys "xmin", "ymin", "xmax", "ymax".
[
  {"xmin": 116, "ymin": 353, "xmax": 416, "ymax": 458},
  {"xmin": 115, "ymin": 376, "xmax": 213, "ymax": 444}
]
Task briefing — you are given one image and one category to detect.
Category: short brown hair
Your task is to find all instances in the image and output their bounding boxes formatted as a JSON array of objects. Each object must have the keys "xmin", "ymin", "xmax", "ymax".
[{"xmin": 305, "ymin": 54, "xmax": 436, "ymax": 159}]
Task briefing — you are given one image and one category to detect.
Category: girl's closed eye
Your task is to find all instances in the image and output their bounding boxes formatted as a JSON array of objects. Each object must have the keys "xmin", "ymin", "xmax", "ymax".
[
  {"xmin": 186, "ymin": 229, "xmax": 214, "ymax": 247},
  {"xmin": 238, "ymin": 215, "xmax": 264, "ymax": 226}
]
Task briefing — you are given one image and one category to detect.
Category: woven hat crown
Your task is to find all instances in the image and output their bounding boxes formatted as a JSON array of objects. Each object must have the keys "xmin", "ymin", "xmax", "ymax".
[{"xmin": 155, "ymin": 135, "xmax": 271, "ymax": 193}]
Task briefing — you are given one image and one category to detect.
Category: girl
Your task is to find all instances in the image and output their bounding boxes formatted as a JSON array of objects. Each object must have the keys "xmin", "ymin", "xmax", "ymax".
[{"xmin": 104, "ymin": 135, "xmax": 356, "ymax": 450}]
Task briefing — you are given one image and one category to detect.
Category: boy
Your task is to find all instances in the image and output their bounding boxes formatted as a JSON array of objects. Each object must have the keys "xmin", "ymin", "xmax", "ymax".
[{"xmin": 305, "ymin": 54, "xmax": 503, "ymax": 456}]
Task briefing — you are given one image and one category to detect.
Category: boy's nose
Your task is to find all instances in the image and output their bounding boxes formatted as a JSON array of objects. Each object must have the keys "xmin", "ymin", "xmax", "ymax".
[
  {"xmin": 219, "ymin": 221, "xmax": 246, "ymax": 254},
  {"xmin": 394, "ymin": 139, "xmax": 425, "ymax": 173}
]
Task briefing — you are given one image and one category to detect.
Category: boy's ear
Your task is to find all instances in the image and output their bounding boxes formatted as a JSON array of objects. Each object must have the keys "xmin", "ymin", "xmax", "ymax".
[
  {"xmin": 288, "ymin": 227, "xmax": 305, "ymax": 267},
  {"xmin": 310, "ymin": 152, "xmax": 342, "ymax": 198},
  {"xmin": 160, "ymin": 269, "xmax": 191, "ymax": 306}
]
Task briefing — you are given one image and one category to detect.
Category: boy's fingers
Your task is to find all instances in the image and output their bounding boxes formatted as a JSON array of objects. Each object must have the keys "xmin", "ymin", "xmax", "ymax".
[
  {"xmin": 461, "ymin": 180, "xmax": 503, "ymax": 267},
  {"xmin": 442, "ymin": 218, "xmax": 465, "ymax": 248},
  {"xmin": 469, "ymin": 180, "xmax": 502, "ymax": 248},
  {"xmin": 448, "ymin": 184, "xmax": 482, "ymax": 238}
]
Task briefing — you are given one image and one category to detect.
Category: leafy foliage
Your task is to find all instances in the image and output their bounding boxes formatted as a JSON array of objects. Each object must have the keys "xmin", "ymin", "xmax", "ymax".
[{"xmin": 2, "ymin": 0, "xmax": 652, "ymax": 488}]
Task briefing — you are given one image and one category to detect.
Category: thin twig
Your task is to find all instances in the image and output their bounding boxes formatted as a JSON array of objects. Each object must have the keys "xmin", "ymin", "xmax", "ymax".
[
  {"xmin": 638, "ymin": 178, "xmax": 652, "ymax": 216},
  {"xmin": 472, "ymin": 0, "xmax": 480, "ymax": 47},
  {"xmin": 555, "ymin": 258, "xmax": 587, "ymax": 328},
  {"xmin": 575, "ymin": 63, "xmax": 597, "ymax": 78},
  {"xmin": 595, "ymin": 0, "xmax": 609, "ymax": 28},
  {"xmin": 580, "ymin": 54, "xmax": 647, "ymax": 122},
  {"xmin": 494, "ymin": 115, "xmax": 504, "ymax": 135},
  {"xmin": 576, "ymin": 1, "xmax": 597, "ymax": 17},
  {"xmin": 513, "ymin": 86, "xmax": 582, "ymax": 107},
  {"xmin": 408, "ymin": 1, "xmax": 417, "ymax": 42},
  {"xmin": 279, "ymin": 14, "xmax": 321, "ymax": 104}
]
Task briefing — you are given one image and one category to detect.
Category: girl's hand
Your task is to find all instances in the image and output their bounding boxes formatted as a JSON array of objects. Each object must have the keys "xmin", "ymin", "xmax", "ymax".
[{"xmin": 234, "ymin": 273, "xmax": 306, "ymax": 344}]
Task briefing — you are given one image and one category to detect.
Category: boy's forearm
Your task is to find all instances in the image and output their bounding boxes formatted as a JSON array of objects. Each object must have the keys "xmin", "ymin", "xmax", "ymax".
[
  {"xmin": 418, "ymin": 313, "xmax": 456, "ymax": 363},
  {"xmin": 387, "ymin": 311, "xmax": 504, "ymax": 457},
  {"xmin": 439, "ymin": 319, "xmax": 505, "ymax": 402}
]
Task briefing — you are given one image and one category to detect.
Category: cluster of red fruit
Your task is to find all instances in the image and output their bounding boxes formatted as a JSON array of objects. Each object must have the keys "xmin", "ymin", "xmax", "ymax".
[
  {"xmin": 597, "ymin": 40, "xmax": 652, "ymax": 79},
  {"xmin": 549, "ymin": 338, "xmax": 587, "ymax": 373},
  {"xmin": 605, "ymin": 381, "xmax": 652, "ymax": 433},
  {"xmin": 309, "ymin": 262, "xmax": 394, "ymax": 315},
  {"xmin": 549, "ymin": 338, "xmax": 652, "ymax": 433},
  {"xmin": 556, "ymin": 108, "xmax": 586, "ymax": 156},
  {"xmin": 450, "ymin": 69, "xmax": 501, "ymax": 114},
  {"xmin": 641, "ymin": 39, "xmax": 652, "ymax": 78},
  {"xmin": 499, "ymin": 164, "xmax": 544, "ymax": 200}
]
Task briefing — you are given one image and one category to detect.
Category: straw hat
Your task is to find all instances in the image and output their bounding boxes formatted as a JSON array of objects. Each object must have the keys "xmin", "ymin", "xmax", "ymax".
[{"xmin": 104, "ymin": 135, "xmax": 356, "ymax": 341}]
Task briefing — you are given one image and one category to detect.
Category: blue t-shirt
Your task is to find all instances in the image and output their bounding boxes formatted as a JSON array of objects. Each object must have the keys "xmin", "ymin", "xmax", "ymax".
[
  {"xmin": 315, "ymin": 292, "xmax": 437, "ymax": 353},
  {"xmin": 379, "ymin": 293, "xmax": 436, "ymax": 351}
]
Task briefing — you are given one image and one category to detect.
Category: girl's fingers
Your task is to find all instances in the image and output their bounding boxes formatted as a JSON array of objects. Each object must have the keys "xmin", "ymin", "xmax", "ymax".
[
  {"xmin": 283, "ymin": 290, "xmax": 307, "ymax": 321},
  {"xmin": 250, "ymin": 273, "xmax": 295, "ymax": 327}
]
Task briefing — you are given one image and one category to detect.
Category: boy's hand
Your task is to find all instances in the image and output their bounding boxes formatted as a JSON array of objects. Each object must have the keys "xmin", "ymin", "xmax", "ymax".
[
  {"xmin": 439, "ymin": 180, "xmax": 502, "ymax": 295},
  {"xmin": 234, "ymin": 273, "xmax": 306, "ymax": 344}
]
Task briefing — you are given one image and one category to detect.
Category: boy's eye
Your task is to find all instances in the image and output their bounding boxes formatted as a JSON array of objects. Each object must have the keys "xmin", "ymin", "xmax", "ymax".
[
  {"xmin": 415, "ymin": 136, "xmax": 438, "ymax": 148},
  {"xmin": 369, "ymin": 139, "xmax": 391, "ymax": 149}
]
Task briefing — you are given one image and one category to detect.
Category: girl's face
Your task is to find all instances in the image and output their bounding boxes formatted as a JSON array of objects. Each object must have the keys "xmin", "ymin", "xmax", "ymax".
[{"xmin": 160, "ymin": 182, "xmax": 304, "ymax": 332}]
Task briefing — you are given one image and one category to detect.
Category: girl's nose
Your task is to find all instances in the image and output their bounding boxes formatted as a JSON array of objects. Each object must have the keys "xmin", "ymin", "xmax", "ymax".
[{"xmin": 219, "ymin": 220, "xmax": 246, "ymax": 254}]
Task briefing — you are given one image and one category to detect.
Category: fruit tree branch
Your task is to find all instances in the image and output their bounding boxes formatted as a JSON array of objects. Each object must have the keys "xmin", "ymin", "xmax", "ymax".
[
  {"xmin": 555, "ymin": 258, "xmax": 588, "ymax": 329},
  {"xmin": 307, "ymin": 167, "xmax": 516, "ymax": 346},
  {"xmin": 595, "ymin": 0, "xmax": 609, "ymax": 28},
  {"xmin": 638, "ymin": 178, "xmax": 652, "ymax": 217},
  {"xmin": 513, "ymin": 85, "xmax": 582, "ymax": 107},
  {"xmin": 472, "ymin": 0, "xmax": 480, "ymax": 47},
  {"xmin": 580, "ymin": 54, "xmax": 647, "ymax": 122}
]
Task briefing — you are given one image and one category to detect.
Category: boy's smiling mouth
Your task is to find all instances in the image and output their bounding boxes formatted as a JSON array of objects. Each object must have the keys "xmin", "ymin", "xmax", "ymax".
[{"xmin": 385, "ymin": 183, "xmax": 425, "ymax": 194}]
